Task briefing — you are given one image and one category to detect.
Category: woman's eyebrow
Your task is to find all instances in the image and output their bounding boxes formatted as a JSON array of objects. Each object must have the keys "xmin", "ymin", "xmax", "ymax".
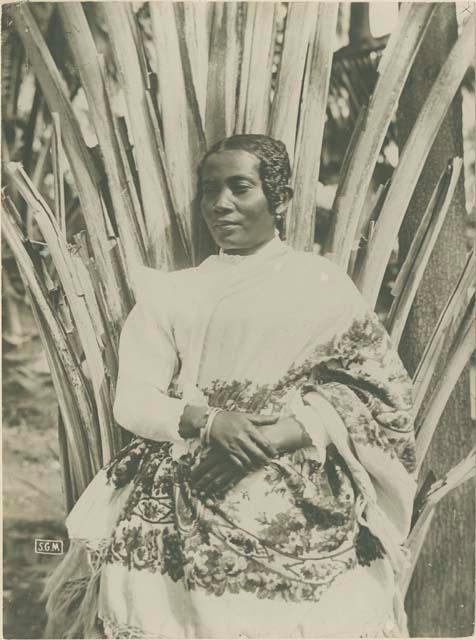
[
  {"xmin": 201, "ymin": 174, "xmax": 257, "ymax": 185},
  {"xmin": 227, "ymin": 174, "xmax": 257, "ymax": 183}
]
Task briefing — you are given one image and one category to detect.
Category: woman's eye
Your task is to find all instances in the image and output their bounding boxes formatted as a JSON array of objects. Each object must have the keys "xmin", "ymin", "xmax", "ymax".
[
  {"xmin": 202, "ymin": 185, "xmax": 219, "ymax": 195},
  {"xmin": 233, "ymin": 185, "xmax": 251, "ymax": 194}
]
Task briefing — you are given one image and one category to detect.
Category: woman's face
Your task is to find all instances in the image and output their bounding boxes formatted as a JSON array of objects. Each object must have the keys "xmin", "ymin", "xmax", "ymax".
[{"xmin": 200, "ymin": 150, "xmax": 276, "ymax": 254}]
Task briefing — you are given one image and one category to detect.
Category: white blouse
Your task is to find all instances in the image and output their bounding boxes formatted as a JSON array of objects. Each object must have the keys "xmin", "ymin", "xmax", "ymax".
[{"xmin": 113, "ymin": 236, "xmax": 341, "ymax": 447}]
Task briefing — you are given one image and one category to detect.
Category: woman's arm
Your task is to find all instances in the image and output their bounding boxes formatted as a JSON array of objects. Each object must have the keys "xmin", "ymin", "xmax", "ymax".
[
  {"xmin": 113, "ymin": 300, "xmax": 188, "ymax": 443},
  {"xmin": 114, "ymin": 299, "xmax": 283, "ymax": 453}
]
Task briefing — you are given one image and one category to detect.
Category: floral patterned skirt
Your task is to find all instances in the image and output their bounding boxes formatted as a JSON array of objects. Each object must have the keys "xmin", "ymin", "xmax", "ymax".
[{"xmin": 46, "ymin": 437, "xmax": 405, "ymax": 639}]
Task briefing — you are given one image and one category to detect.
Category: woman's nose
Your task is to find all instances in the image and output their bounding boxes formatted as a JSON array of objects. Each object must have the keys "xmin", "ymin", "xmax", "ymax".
[{"xmin": 212, "ymin": 188, "xmax": 234, "ymax": 212}]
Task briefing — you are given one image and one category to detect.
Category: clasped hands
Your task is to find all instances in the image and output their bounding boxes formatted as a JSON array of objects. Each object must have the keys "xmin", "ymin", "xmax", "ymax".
[{"xmin": 179, "ymin": 406, "xmax": 311, "ymax": 499}]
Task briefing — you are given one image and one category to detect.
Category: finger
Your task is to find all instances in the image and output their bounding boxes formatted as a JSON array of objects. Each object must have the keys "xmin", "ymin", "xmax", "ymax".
[
  {"xmin": 241, "ymin": 438, "xmax": 272, "ymax": 467},
  {"xmin": 249, "ymin": 430, "xmax": 278, "ymax": 458},
  {"xmin": 247, "ymin": 414, "xmax": 280, "ymax": 426},
  {"xmin": 210, "ymin": 467, "xmax": 245, "ymax": 494},
  {"xmin": 191, "ymin": 462, "xmax": 215, "ymax": 484},
  {"xmin": 221, "ymin": 469, "xmax": 247, "ymax": 494},
  {"xmin": 191, "ymin": 453, "xmax": 222, "ymax": 482},
  {"xmin": 192, "ymin": 450, "xmax": 221, "ymax": 471},
  {"xmin": 205, "ymin": 471, "xmax": 238, "ymax": 496},
  {"xmin": 229, "ymin": 448, "xmax": 254, "ymax": 469},
  {"xmin": 198, "ymin": 467, "xmax": 238, "ymax": 497},
  {"xmin": 192, "ymin": 451, "xmax": 223, "ymax": 471},
  {"xmin": 221, "ymin": 477, "xmax": 242, "ymax": 495},
  {"xmin": 194, "ymin": 464, "xmax": 228, "ymax": 493},
  {"xmin": 229, "ymin": 453, "xmax": 245, "ymax": 470}
]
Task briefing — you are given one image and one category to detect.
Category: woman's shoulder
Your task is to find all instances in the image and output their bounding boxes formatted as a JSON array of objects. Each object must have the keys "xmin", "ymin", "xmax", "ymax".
[
  {"xmin": 131, "ymin": 263, "xmax": 201, "ymax": 311},
  {"xmin": 287, "ymin": 250, "xmax": 369, "ymax": 325},
  {"xmin": 288, "ymin": 249, "xmax": 355, "ymax": 286},
  {"xmin": 288, "ymin": 249, "xmax": 366, "ymax": 310}
]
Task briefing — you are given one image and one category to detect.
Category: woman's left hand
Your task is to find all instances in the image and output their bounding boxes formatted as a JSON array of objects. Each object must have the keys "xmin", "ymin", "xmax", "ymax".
[{"xmin": 190, "ymin": 415, "xmax": 316, "ymax": 497}]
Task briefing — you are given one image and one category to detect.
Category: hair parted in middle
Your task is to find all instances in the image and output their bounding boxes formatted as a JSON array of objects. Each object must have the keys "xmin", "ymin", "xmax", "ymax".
[{"xmin": 196, "ymin": 134, "xmax": 292, "ymax": 215}]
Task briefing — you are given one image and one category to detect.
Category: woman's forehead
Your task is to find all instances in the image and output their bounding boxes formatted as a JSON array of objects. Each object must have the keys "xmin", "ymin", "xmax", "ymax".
[{"xmin": 201, "ymin": 149, "xmax": 261, "ymax": 180}]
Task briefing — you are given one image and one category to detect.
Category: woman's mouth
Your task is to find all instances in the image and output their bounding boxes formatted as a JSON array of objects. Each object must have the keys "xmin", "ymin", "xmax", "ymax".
[{"xmin": 214, "ymin": 221, "xmax": 241, "ymax": 231}]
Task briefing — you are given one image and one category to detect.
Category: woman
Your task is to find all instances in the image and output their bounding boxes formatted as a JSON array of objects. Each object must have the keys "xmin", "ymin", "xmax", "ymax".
[{"xmin": 45, "ymin": 134, "xmax": 417, "ymax": 639}]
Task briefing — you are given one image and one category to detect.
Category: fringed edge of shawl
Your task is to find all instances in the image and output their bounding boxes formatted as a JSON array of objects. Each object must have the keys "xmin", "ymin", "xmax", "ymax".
[
  {"xmin": 41, "ymin": 539, "xmax": 102, "ymax": 639},
  {"xmin": 355, "ymin": 494, "xmax": 411, "ymax": 575},
  {"xmin": 298, "ymin": 388, "xmax": 412, "ymax": 573}
]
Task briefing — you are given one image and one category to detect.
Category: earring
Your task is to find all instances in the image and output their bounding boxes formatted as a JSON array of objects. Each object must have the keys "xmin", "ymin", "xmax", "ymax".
[{"xmin": 275, "ymin": 210, "xmax": 286, "ymax": 240}]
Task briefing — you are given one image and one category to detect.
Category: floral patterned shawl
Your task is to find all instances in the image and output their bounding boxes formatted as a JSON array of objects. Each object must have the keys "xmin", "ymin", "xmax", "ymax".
[{"xmin": 46, "ymin": 237, "xmax": 417, "ymax": 639}]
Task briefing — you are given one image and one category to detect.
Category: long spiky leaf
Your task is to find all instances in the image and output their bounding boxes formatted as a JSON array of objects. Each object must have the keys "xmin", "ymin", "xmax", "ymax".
[
  {"xmin": 13, "ymin": 3, "xmax": 126, "ymax": 324},
  {"xmin": 150, "ymin": 2, "xmax": 204, "ymax": 260},
  {"xmin": 269, "ymin": 3, "xmax": 318, "ymax": 164},
  {"xmin": 415, "ymin": 295, "xmax": 475, "ymax": 472},
  {"xmin": 31, "ymin": 298, "xmax": 93, "ymax": 505},
  {"xmin": 25, "ymin": 122, "xmax": 53, "ymax": 238},
  {"xmin": 236, "ymin": 2, "xmax": 278, "ymax": 135},
  {"xmin": 401, "ymin": 449, "xmax": 475, "ymax": 594},
  {"xmin": 387, "ymin": 158, "xmax": 464, "ymax": 344},
  {"xmin": 206, "ymin": 2, "xmax": 242, "ymax": 143},
  {"xmin": 6, "ymin": 163, "xmax": 117, "ymax": 464},
  {"xmin": 57, "ymin": 411, "xmax": 76, "ymax": 513},
  {"xmin": 356, "ymin": 17, "xmax": 474, "ymax": 308},
  {"xmin": 57, "ymin": 2, "xmax": 149, "ymax": 273},
  {"xmin": 175, "ymin": 2, "xmax": 210, "ymax": 128},
  {"xmin": 287, "ymin": 4, "xmax": 338, "ymax": 251},
  {"xmin": 329, "ymin": 4, "xmax": 436, "ymax": 271},
  {"xmin": 412, "ymin": 250, "xmax": 475, "ymax": 414},
  {"xmin": 51, "ymin": 112, "xmax": 66, "ymax": 235},
  {"xmin": 100, "ymin": 3, "xmax": 189, "ymax": 269},
  {"xmin": 2, "ymin": 199, "xmax": 99, "ymax": 481},
  {"xmin": 348, "ymin": 181, "xmax": 389, "ymax": 278}
]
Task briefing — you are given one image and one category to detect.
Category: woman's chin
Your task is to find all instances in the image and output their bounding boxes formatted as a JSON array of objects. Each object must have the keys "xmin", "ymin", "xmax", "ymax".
[
  {"xmin": 219, "ymin": 242, "xmax": 256, "ymax": 255},
  {"xmin": 214, "ymin": 232, "xmax": 274, "ymax": 255},
  {"xmin": 218, "ymin": 240, "xmax": 243, "ymax": 251},
  {"xmin": 214, "ymin": 234, "xmax": 247, "ymax": 252}
]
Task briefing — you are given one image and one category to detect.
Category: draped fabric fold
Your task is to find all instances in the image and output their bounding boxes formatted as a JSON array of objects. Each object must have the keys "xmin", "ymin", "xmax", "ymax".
[{"xmin": 44, "ymin": 238, "xmax": 416, "ymax": 639}]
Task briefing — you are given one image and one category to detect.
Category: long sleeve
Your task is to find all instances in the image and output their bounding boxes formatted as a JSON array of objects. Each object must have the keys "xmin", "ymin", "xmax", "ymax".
[{"xmin": 113, "ymin": 298, "xmax": 187, "ymax": 443}]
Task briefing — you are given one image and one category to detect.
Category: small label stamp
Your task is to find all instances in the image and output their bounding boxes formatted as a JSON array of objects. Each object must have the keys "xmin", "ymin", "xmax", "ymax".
[{"xmin": 34, "ymin": 539, "xmax": 64, "ymax": 555}]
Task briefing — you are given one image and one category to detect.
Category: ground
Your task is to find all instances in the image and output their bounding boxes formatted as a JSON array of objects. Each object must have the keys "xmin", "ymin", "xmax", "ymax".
[{"xmin": 3, "ymin": 333, "xmax": 67, "ymax": 639}]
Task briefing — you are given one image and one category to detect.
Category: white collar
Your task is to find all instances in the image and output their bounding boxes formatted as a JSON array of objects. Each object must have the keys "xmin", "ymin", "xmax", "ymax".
[{"xmin": 217, "ymin": 233, "xmax": 284, "ymax": 264}]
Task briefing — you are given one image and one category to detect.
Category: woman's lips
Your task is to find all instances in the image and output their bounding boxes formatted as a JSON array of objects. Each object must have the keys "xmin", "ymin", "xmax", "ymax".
[{"xmin": 214, "ymin": 221, "xmax": 241, "ymax": 231}]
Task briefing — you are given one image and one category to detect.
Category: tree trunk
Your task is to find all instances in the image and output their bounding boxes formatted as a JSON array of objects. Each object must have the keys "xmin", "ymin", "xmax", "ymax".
[
  {"xmin": 397, "ymin": 5, "xmax": 474, "ymax": 637},
  {"xmin": 349, "ymin": 3, "xmax": 371, "ymax": 47}
]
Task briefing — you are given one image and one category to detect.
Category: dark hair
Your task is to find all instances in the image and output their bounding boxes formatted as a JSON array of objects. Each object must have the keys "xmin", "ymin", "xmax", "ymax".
[{"xmin": 197, "ymin": 134, "xmax": 292, "ymax": 214}]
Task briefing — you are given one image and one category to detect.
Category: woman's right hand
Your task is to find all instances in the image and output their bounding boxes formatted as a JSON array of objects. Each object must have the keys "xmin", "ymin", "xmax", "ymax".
[{"xmin": 209, "ymin": 411, "xmax": 279, "ymax": 470}]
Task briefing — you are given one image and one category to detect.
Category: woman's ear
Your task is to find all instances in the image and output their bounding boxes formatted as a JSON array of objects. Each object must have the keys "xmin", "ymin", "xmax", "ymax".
[{"xmin": 276, "ymin": 186, "xmax": 294, "ymax": 215}]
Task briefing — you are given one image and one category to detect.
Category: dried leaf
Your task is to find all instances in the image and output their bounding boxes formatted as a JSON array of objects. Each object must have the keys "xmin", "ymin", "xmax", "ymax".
[
  {"xmin": 287, "ymin": 4, "xmax": 338, "ymax": 251},
  {"xmin": 356, "ymin": 17, "xmax": 474, "ymax": 307},
  {"xmin": 415, "ymin": 295, "xmax": 475, "ymax": 472},
  {"xmin": 329, "ymin": 4, "xmax": 436, "ymax": 271},
  {"xmin": 412, "ymin": 250, "xmax": 475, "ymax": 415},
  {"xmin": 401, "ymin": 449, "xmax": 475, "ymax": 594},
  {"xmin": 387, "ymin": 158, "xmax": 463, "ymax": 344}
]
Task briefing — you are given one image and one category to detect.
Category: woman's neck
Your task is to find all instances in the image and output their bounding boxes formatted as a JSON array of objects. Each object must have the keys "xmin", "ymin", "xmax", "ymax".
[{"xmin": 222, "ymin": 234, "xmax": 278, "ymax": 256}]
